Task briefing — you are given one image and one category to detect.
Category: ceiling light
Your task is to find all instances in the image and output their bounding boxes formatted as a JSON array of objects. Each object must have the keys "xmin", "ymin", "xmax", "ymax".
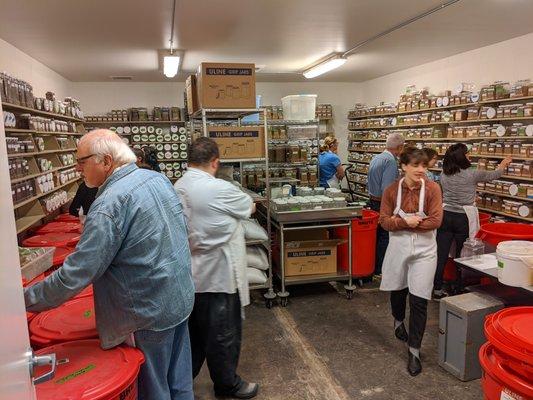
[
  {"xmin": 303, "ymin": 55, "xmax": 347, "ymax": 79},
  {"xmin": 164, "ymin": 55, "xmax": 180, "ymax": 78}
]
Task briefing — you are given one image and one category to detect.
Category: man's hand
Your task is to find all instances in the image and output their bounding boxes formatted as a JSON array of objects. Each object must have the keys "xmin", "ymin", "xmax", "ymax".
[{"xmin": 404, "ymin": 215, "xmax": 423, "ymax": 228}]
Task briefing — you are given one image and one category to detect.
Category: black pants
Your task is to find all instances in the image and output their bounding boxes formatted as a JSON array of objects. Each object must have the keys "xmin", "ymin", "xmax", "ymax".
[
  {"xmin": 390, "ymin": 288, "xmax": 428, "ymax": 349},
  {"xmin": 435, "ymin": 211, "xmax": 469, "ymax": 291},
  {"xmin": 189, "ymin": 292, "xmax": 243, "ymax": 395},
  {"xmin": 369, "ymin": 199, "xmax": 388, "ymax": 275}
]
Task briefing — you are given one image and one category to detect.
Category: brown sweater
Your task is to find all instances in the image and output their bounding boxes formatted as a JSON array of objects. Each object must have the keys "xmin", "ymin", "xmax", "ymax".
[{"xmin": 379, "ymin": 178, "xmax": 443, "ymax": 232}]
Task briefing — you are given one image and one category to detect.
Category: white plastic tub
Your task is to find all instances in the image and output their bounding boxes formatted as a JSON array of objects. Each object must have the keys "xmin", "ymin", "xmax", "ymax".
[
  {"xmin": 496, "ymin": 240, "xmax": 533, "ymax": 287},
  {"xmin": 282, "ymin": 95, "xmax": 317, "ymax": 121}
]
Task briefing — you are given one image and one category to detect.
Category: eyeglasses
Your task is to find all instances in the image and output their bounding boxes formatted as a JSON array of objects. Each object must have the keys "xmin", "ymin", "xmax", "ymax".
[{"xmin": 77, "ymin": 154, "xmax": 96, "ymax": 166}]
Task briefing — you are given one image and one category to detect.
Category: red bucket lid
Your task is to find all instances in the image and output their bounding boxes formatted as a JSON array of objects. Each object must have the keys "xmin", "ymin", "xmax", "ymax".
[
  {"xmin": 55, "ymin": 213, "xmax": 80, "ymax": 223},
  {"xmin": 73, "ymin": 285, "xmax": 94, "ymax": 300},
  {"xmin": 22, "ymin": 232, "xmax": 81, "ymax": 248},
  {"xmin": 485, "ymin": 307, "xmax": 533, "ymax": 363},
  {"xmin": 53, "ymin": 247, "xmax": 74, "ymax": 267},
  {"xmin": 35, "ymin": 221, "xmax": 81, "ymax": 234},
  {"xmin": 29, "ymin": 296, "xmax": 97, "ymax": 346},
  {"xmin": 35, "ymin": 339, "xmax": 144, "ymax": 400},
  {"xmin": 27, "ymin": 312, "xmax": 36, "ymax": 323}
]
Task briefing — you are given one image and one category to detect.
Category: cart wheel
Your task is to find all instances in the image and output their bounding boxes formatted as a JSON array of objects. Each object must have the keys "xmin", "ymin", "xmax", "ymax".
[
  {"xmin": 280, "ymin": 297, "xmax": 288, "ymax": 307},
  {"xmin": 357, "ymin": 279, "xmax": 364, "ymax": 287},
  {"xmin": 266, "ymin": 299, "xmax": 274, "ymax": 309},
  {"xmin": 346, "ymin": 290, "xmax": 354, "ymax": 300}
]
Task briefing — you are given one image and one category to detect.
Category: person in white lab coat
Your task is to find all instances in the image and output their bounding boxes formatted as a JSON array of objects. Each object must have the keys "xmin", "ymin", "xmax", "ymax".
[
  {"xmin": 379, "ymin": 147, "xmax": 443, "ymax": 376},
  {"xmin": 175, "ymin": 137, "xmax": 259, "ymax": 399}
]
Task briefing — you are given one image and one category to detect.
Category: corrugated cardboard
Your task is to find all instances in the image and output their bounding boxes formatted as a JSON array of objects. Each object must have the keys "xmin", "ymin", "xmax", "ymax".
[
  {"xmin": 285, "ymin": 228, "xmax": 328, "ymax": 242},
  {"xmin": 197, "ymin": 63, "xmax": 256, "ymax": 109},
  {"xmin": 284, "ymin": 239, "xmax": 341, "ymax": 277},
  {"xmin": 186, "ymin": 75, "xmax": 199, "ymax": 115},
  {"xmin": 208, "ymin": 126, "xmax": 265, "ymax": 160}
]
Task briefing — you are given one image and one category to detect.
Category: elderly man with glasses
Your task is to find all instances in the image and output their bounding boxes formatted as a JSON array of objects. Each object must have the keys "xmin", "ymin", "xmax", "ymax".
[{"xmin": 24, "ymin": 129, "xmax": 195, "ymax": 400}]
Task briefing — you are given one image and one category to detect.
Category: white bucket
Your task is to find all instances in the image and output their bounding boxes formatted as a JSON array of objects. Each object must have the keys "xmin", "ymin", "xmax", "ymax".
[{"xmin": 496, "ymin": 240, "xmax": 533, "ymax": 287}]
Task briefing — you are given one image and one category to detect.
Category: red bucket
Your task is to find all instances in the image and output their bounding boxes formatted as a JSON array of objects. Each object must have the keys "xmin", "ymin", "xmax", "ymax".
[
  {"xmin": 35, "ymin": 221, "xmax": 81, "ymax": 234},
  {"xmin": 55, "ymin": 213, "xmax": 80, "ymax": 223},
  {"xmin": 333, "ymin": 209, "xmax": 379, "ymax": 277},
  {"xmin": 479, "ymin": 342, "xmax": 533, "ymax": 400},
  {"xmin": 477, "ymin": 223, "xmax": 533, "ymax": 247},
  {"xmin": 35, "ymin": 340, "xmax": 144, "ymax": 400},
  {"xmin": 22, "ymin": 232, "xmax": 80, "ymax": 248},
  {"xmin": 479, "ymin": 212, "xmax": 491, "ymax": 226},
  {"xmin": 29, "ymin": 296, "xmax": 97, "ymax": 348}
]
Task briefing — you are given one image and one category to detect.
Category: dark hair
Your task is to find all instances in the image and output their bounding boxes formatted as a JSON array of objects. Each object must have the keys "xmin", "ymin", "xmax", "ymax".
[
  {"xmin": 189, "ymin": 137, "xmax": 220, "ymax": 165},
  {"xmin": 133, "ymin": 148, "xmax": 145, "ymax": 161},
  {"xmin": 142, "ymin": 146, "xmax": 160, "ymax": 172},
  {"xmin": 442, "ymin": 143, "xmax": 471, "ymax": 175},
  {"xmin": 399, "ymin": 147, "xmax": 428, "ymax": 167},
  {"xmin": 422, "ymin": 147, "xmax": 438, "ymax": 160}
]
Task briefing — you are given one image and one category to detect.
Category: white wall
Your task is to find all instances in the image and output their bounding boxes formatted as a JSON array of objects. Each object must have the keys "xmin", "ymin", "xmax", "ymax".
[
  {"xmin": 360, "ymin": 32, "xmax": 533, "ymax": 105},
  {"xmin": 0, "ymin": 38, "xmax": 71, "ymax": 100}
]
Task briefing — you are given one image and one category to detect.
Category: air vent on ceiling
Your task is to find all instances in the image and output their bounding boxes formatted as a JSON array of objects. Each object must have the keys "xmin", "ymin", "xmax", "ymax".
[{"xmin": 110, "ymin": 76, "xmax": 133, "ymax": 81}]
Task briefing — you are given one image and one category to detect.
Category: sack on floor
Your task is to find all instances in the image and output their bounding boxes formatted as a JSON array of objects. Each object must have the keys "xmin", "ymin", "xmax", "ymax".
[
  {"xmin": 247, "ymin": 245, "xmax": 269, "ymax": 270},
  {"xmin": 247, "ymin": 267, "xmax": 267, "ymax": 285},
  {"xmin": 242, "ymin": 219, "xmax": 268, "ymax": 242}
]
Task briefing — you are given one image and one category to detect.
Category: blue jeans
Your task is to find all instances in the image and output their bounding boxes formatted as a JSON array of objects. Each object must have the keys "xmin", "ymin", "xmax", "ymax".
[
  {"xmin": 134, "ymin": 320, "xmax": 193, "ymax": 400},
  {"xmin": 369, "ymin": 199, "xmax": 389, "ymax": 275}
]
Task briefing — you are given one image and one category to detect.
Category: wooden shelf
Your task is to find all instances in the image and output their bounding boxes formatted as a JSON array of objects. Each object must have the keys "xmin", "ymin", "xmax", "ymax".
[
  {"xmin": 477, "ymin": 207, "xmax": 533, "ymax": 223},
  {"xmin": 15, "ymin": 214, "xmax": 46, "ymax": 234},
  {"xmin": 350, "ymin": 136, "xmax": 531, "ymax": 143},
  {"xmin": 2, "ymin": 102, "xmax": 84, "ymax": 122},
  {"xmin": 347, "ymin": 95, "xmax": 533, "ymax": 120},
  {"xmin": 348, "ymin": 160, "xmax": 371, "ymax": 164},
  {"xmin": 159, "ymin": 158, "xmax": 187, "ymax": 162},
  {"xmin": 428, "ymin": 168, "xmax": 533, "ymax": 182},
  {"xmin": 477, "ymin": 189, "xmax": 533, "ymax": 202},
  {"xmin": 13, "ymin": 177, "xmax": 81, "ymax": 210},
  {"xmin": 351, "ymin": 191, "xmax": 370, "ymax": 198},
  {"xmin": 11, "ymin": 165, "xmax": 77, "ymax": 184},
  {"xmin": 349, "ymin": 149, "xmax": 383, "ymax": 153},
  {"xmin": 468, "ymin": 154, "xmax": 533, "ymax": 161},
  {"xmin": 8, "ymin": 148, "xmax": 77, "ymax": 158},
  {"xmin": 85, "ymin": 121, "xmax": 183, "ymax": 125},
  {"xmin": 349, "ymin": 116, "xmax": 533, "ymax": 131},
  {"xmin": 5, "ymin": 128, "xmax": 83, "ymax": 136}
]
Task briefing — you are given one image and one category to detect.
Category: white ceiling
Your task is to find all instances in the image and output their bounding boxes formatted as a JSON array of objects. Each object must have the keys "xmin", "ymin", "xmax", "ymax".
[{"xmin": 0, "ymin": 0, "xmax": 532, "ymax": 82}]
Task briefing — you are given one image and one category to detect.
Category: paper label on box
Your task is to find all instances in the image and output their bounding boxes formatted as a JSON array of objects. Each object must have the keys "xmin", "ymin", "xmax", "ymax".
[
  {"xmin": 209, "ymin": 130, "xmax": 259, "ymax": 138},
  {"xmin": 206, "ymin": 67, "xmax": 253, "ymax": 76},
  {"xmin": 288, "ymin": 250, "xmax": 332, "ymax": 258}
]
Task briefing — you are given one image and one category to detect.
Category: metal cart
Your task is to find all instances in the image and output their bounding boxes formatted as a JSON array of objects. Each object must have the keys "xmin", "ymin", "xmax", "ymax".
[{"xmin": 260, "ymin": 206, "xmax": 362, "ymax": 306}]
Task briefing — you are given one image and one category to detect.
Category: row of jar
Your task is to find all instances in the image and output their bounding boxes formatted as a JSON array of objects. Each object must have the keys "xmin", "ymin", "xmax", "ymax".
[
  {"xmin": 242, "ymin": 166, "xmax": 319, "ymax": 190},
  {"xmin": 12, "ymin": 179, "xmax": 35, "ymax": 205},
  {"xmin": 41, "ymin": 190, "xmax": 70, "ymax": 214},
  {"xmin": 18, "ymin": 114, "xmax": 78, "ymax": 133},
  {"xmin": 271, "ymin": 195, "xmax": 347, "ymax": 212},
  {"xmin": 0, "ymin": 72, "xmax": 34, "ymax": 108},
  {"xmin": 295, "ymin": 186, "xmax": 343, "ymax": 198},
  {"xmin": 132, "ymin": 133, "xmax": 188, "ymax": 143},
  {"xmin": 348, "ymin": 80, "xmax": 533, "ymax": 118},
  {"xmin": 349, "ymin": 127, "xmax": 444, "ymax": 141},
  {"xmin": 476, "ymin": 195, "xmax": 532, "ymax": 218},
  {"xmin": 6, "ymin": 136, "xmax": 37, "ymax": 154},
  {"xmin": 9, "ymin": 158, "xmax": 31, "ymax": 179},
  {"xmin": 348, "ymin": 104, "xmax": 533, "ymax": 130},
  {"xmin": 477, "ymin": 160, "xmax": 532, "ymax": 178},
  {"xmin": 470, "ymin": 141, "xmax": 532, "ymax": 158},
  {"xmin": 348, "ymin": 182, "xmax": 369, "ymax": 195},
  {"xmin": 268, "ymin": 143, "xmax": 312, "ymax": 163},
  {"xmin": 477, "ymin": 180, "xmax": 533, "ymax": 199}
]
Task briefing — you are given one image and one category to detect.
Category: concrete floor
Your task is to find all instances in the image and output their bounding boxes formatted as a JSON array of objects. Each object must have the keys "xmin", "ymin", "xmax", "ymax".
[{"xmin": 193, "ymin": 282, "xmax": 483, "ymax": 400}]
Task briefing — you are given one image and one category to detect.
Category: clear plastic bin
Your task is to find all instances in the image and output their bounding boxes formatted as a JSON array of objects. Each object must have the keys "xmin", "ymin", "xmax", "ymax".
[
  {"xmin": 20, "ymin": 247, "xmax": 54, "ymax": 281},
  {"xmin": 282, "ymin": 95, "xmax": 317, "ymax": 121}
]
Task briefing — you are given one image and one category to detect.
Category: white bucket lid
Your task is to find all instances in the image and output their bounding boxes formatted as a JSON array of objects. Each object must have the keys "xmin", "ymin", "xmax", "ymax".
[{"xmin": 497, "ymin": 240, "xmax": 533, "ymax": 266}]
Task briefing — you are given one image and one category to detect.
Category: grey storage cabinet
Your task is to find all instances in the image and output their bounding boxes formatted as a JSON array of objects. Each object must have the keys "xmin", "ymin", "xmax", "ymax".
[{"xmin": 438, "ymin": 292, "xmax": 504, "ymax": 381}]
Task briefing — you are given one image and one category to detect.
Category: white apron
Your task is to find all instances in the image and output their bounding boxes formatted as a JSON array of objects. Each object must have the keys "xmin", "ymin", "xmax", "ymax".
[
  {"xmin": 444, "ymin": 204, "xmax": 481, "ymax": 257},
  {"xmin": 223, "ymin": 222, "xmax": 250, "ymax": 317},
  {"xmin": 380, "ymin": 178, "xmax": 437, "ymax": 300}
]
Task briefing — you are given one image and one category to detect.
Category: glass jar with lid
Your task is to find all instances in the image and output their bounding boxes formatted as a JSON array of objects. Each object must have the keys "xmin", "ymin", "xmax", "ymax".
[
  {"xmin": 287, "ymin": 197, "xmax": 300, "ymax": 211},
  {"xmin": 333, "ymin": 197, "xmax": 347, "ymax": 208}
]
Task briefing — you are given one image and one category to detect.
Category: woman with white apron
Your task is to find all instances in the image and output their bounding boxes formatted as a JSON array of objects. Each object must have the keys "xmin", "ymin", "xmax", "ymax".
[
  {"xmin": 434, "ymin": 143, "xmax": 512, "ymax": 299},
  {"xmin": 379, "ymin": 147, "xmax": 443, "ymax": 376}
]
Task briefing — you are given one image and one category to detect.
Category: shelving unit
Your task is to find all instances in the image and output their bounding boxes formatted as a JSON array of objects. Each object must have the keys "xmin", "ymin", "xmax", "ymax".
[
  {"xmin": 190, "ymin": 108, "xmax": 276, "ymax": 308},
  {"xmin": 346, "ymin": 88, "xmax": 533, "ymax": 222},
  {"xmin": 3, "ymin": 101, "xmax": 84, "ymax": 235}
]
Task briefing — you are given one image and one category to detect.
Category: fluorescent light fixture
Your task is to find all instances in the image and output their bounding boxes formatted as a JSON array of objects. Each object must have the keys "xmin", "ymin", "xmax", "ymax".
[
  {"xmin": 303, "ymin": 55, "xmax": 347, "ymax": 79},
  {"xmin": 164, "ymin": 55, "xmax": 180, "ymax": 78}
]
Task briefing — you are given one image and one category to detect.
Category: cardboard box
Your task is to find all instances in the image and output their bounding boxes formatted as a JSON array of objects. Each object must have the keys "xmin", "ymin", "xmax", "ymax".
[
  {"xmin": 284, "ymin": 239, "xmax": 341, "ymax": 277},
  {"xmin": 186, "ymin": 75, "xmax": 199, "ymax": 115},
  {"xmin": 208, "ymin": 126, "xmax": 265, "ymax": 160},
  {"xmin": 285, "ymin": 228, "xmax": 328, "ymax": 242},
  {"xmin": 197, "ymin": 63, "xmax": 256, "ymax": 109}
]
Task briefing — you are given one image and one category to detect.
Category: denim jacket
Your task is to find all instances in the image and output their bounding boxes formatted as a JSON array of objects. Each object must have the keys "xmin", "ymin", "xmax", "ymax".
[{"xmin": 25, "ymin": 163, "xmax": 195, "ymax": 349}]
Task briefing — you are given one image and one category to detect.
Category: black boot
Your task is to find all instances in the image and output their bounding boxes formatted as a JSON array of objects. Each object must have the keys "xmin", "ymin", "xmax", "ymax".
[
  {"xmin": 407, "ymin": 350, "xmax": 422, "ymax": 376},
  {"xmin": 395, "ymin": 322, "xmax": 408, "ymax": 342},
  {"xmin": 217, "ymin": 382, "xmax": 259, "ymax": 399}
]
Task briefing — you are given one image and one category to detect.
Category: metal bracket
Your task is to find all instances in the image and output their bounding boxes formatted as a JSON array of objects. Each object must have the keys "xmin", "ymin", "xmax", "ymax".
[{"xmin": 29, "ymin": 350, "xmax": 57, "ymax": 385}]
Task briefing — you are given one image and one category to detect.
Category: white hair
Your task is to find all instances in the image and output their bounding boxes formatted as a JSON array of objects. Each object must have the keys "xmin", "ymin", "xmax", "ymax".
[
  {"xmin": 81, "ymin": 129, "xmax": 137, "ymax": 165},
  {"xmin": 386, "ymin": 132, "xmax": 405, "ymax": 149}
]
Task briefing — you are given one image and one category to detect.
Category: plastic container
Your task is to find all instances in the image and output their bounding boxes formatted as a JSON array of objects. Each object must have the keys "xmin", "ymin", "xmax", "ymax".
[
  {"xmin": 22, "ymin": 232, "xmax": 81, "ymax": 248},
  {"xmin": 35, "ymin": 339, "xmax": 144, "ymax": 400},
  {"xmin": 35, "ymin": 221, "xmax": 81, "ymax": 234},
  {"xmin": 479, "ymin": 342, "xmax": 533, "ymax": 400},
  {"xmin": 334, "ymin": 209, "xmax": 379, "ymax": 277},
  {"xmin": 20, "ymin": 247, "xmax": 54, "ymax": 282},
  {"xmin": 333, "ymin": 197, "xmax": 347, "ymax": 208},
  {"xmin": 477, "ymin": 223, "xmax": 533, "ymax": 248},
  {"xmin": 313, "ymin": 187, "xmax": 325, "ymax": 196},
  {"xmin": 29, "ymin": 296, "xmax": 97, "ymax": 348},
  {"xmin": 496, "ymin": 241, "xmax": 533, "ymax": 287},
  {"xmin": 281, "ymin": 95, "xmax": 317, "ymax": 121}
]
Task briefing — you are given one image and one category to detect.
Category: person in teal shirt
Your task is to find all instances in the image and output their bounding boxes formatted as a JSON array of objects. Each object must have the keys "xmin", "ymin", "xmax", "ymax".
[
  {"xmin": 423, "ymin": 147, "xmax": 439, "ymax": 181},
  {"xmin": 318, "ymin": 136, "xmax": 344, "ymax": 188}
]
